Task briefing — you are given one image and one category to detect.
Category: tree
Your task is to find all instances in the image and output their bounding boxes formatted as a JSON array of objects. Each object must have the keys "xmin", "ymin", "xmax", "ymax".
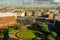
[
  {"xmin": 14, "ymin": 24, "xmax": 24, "ymax": 30},
  {"xmin": 40, "ymin": 24, "xmax": 49, "ymax": 32},
  {"xmin": 0, "ymin": 30, "xmax": 4, "ymax": 36},
  {"xmin": 47, "ymin": 35, "xmax": 56, "ymax": 40},
  {"xmin": 36, "ymin": 21, "xmax": 49, "ymax": 32},
  {"xmin": 3, "ymin": 28, "xmax": 10, "ymax": 40},
  {"xmin": 51, "ymin": 31, "xmax": 57, "ymax": 38}
]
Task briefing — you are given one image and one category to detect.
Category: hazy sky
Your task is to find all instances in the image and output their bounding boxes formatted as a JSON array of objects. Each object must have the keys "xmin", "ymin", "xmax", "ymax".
[
  {"xmin": 0, "ymin": 0, "xmax": 60, "ymax": 4},
  {"xmin": 54, "ymin": 0, "xmax": 60, "ymax": 2},
  {"xmin": 0, "ymin": 0, "xmax": 60, "ymax": 7}
]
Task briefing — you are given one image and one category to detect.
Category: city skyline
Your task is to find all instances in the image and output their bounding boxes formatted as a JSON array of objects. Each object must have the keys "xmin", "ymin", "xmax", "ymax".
[{"xmin": 0, "ymin": 0, "xmax": 60, "ymax": 7}]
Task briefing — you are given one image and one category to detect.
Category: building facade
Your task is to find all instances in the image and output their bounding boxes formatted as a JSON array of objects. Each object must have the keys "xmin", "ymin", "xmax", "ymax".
[
  {"xmin": 0, "ymin": 12, "xmax": 17, "ymax": 29},
  {"xmin": 34, "ymin": 11, "xmax": 42, "ymax": 17}
]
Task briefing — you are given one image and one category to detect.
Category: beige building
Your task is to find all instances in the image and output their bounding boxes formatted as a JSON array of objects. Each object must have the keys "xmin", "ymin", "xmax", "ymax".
[
  {"xmin": 0, "ymin": 12, "xmax": 17, "ymax": 29},
  {"xmin": 26, "ymin": 11, "xmax": 32, "ymax": 17},
  {"xmin": 34, "ymin": 11, "xmax": 42, "ymax": 17},
  {"xmin": 48, "ymin": 14, "xmax": 53, "ymax": 19},
  {"xmin": 17, "ymin": 12, "xmax": 25, "ymax": 17}
]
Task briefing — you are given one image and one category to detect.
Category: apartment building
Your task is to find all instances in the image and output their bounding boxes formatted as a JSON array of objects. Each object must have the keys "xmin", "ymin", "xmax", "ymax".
[
  {"xmin": 26, "ymin": 11, "xmax": 32, "ymax": 17},
  {"xmin": 0, "ymin": 12, "xmax": 17, "ymax": 29},
  {"xmin": 47, "ymin": 10, "xmax": 59, "ymax": 19},
  {"xmin": 48, "ymin": 14, "xmax": 53, "ymax": 19},
  {"xmin": 17, "ymin": 12, "xmax": 25, "ymax": 17},
  {"xmin": 34, "ymin": 11, "xmax": 42, "ymax": 17}
]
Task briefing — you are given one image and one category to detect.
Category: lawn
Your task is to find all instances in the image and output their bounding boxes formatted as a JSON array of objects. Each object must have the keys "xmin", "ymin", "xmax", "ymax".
[
  {"xmin": 9, "ymin": 24, "xmax": 24, "ymax": 34},
  {"xmin": 17, "ymin": 31, "xmax": 36, "ymax": 39},
  {"xmin": 8, "ymin": 27, "xmax": 16, "ymax": 34}
]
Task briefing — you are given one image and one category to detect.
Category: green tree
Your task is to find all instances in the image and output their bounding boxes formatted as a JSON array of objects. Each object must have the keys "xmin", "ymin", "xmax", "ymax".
[
  {"xmin": 41, "ymin": 24, "xmax": 49, "ymax": 32},
  {"xmin": 47, "ymin": 35, "xmax": 56, "ymax": 40},
  {"xmin": 36, "ymin": 21, "xmax": 49, "ymax": 32},
  {"xmin": 51, "ymin": 31, "xmax": 57, "ymax": 38},
  {"xmin": 3, "ymin": 28, "xmax": 10, "ymax": 40},
  {"xmin": 0, "ymin": 30, "xmax": 4, "ymax": 36},
  {"xmin": 14, "ymin": 24, "xmax": 24, "ymax": 30}
]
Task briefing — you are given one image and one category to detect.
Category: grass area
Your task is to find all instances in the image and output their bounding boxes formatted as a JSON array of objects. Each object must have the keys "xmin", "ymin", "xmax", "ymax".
[
  {"xmin": 9, "ymin": 24, "xmax": 24, "ymax": 34},
  {"xmin": 14, "ymin": 24, "xmax": 24, "ymax": 30},
  {"xmin": 17, "ymin": 31, "xmax": 36, "ymax": 39},
  {"xmin": 8, "ymin": 28, "xmax": 16, "ymax": 34}
]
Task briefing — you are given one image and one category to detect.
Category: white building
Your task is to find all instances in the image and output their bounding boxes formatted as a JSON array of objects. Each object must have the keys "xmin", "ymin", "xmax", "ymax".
[
  {"xmin": 20, "ymin": 12, "xmax": 25, "ymax": 17},
  {"xmin": 17, "ymin": 12, "xmax": 25, "ymax": 17}
]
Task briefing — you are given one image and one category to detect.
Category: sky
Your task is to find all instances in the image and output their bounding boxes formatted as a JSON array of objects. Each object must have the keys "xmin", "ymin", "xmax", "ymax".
[
  {"xmin": 54, "ymin": 0, "xmax": 60, "ymax": 3},
  {"xmin": 0, "ymin": 0, "xmax": 60, "ymax": 7}
]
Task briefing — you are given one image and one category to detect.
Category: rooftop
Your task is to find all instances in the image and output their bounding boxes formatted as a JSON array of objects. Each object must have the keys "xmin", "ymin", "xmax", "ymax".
[{"xmin": 0, "ymin": 12, "xmax": 17, "ymax": 17}]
